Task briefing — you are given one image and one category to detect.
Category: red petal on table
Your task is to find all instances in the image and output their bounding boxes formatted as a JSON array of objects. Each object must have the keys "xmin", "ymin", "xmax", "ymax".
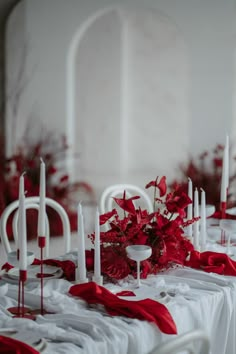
[{"xmin": 116, "ymin": 290, "xmax": 136, "ymax": 296}]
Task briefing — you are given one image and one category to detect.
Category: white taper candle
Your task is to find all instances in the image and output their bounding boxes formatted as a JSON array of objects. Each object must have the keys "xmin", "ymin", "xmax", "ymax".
[
  {"xmin": 18, "ymin": 174, "xmax": 27, "ymax": 270},
  {"xmin": 200, "ymin": 188, "xmax": 207, "ymax": 251},
  {"xmin": 77, "ymin": 203, "xmax": 87, "ymax": 282},
  {"xmin": 220, "ymin": 135, "xmax": 229, "ymax": 203},
  {"xmin": 38, "ymin": 158, "xmax": 46, "ymax": 236},
  {"xmin": 17, "ymin": 173, "xmax": 25, "ymax": 252},
  {"xmin": 186, "ymin": 177, "xmax": 193, "ymax": 240},
  {"xmin": 193, "ymin": 188, "xmax": 200, "ymax": 250},
  {"xmin": 93, "ymin": 208, "xmax": 102, "ymax": 283}
]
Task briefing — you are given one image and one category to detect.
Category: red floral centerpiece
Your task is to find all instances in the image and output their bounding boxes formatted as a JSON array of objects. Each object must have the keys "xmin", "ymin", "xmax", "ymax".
[{"xmin": 90, "ymin": 177, "xmax": 196, "ymax": 281}]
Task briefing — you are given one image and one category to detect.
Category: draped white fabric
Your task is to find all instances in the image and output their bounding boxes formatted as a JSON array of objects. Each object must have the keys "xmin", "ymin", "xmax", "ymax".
[{"xmin": 0, "ymin": 263, "xmax": 236, "ymax": 354}]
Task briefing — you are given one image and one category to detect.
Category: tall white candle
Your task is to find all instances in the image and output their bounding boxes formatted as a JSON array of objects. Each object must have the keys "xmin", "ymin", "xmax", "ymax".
[
  {"xmin": 225, "ymin": 135, "xmax": 229, "ymax": 190},
  {"xmin": 200, "ymin": 188, "xmax": 207, "ymax": 251},
  {"xmin": 77, "ymin": 203, "xmax": 87, "ymax": 281},
  {"xmin": 186, "ymin": 177, "xmax": 193, "ymax": 240},
  {"xmin": 18, "ymin": 176, "xmax": 27, "ymax": 270},
  {"xmin": 220, "ymin": 135, "xmax": 229, "ymax": 203},
  {"xmin": 38, "ymin": 158, "xmax": 46, "ymax": 236},
  {"xmin": 94, "ymin": 208, "xmax": 101, "ymax": 279},
  {"xmin": 17, "ymin": 173, "xmax": 25, "ymax": 252},
  {"xmin": 193, "ymin": 188, "xmax": 200, "ymax": 250}
]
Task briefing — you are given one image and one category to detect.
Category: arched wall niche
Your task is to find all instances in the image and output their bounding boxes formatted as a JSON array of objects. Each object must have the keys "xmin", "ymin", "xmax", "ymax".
[{"xmin": 67, "ymin": 4, "xmax": 189, "ymax": 195}]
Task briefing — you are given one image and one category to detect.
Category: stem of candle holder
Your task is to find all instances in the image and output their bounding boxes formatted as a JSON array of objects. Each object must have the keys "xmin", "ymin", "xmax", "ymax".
[
  {"xmin": 8, "ymin": 269, "xmax": 35, "ymax": 319},
  {"xmin": 38, "ymin": 236, "xmax": 46, "ymax": 315},
  {"xmin": 17, "ymin": 276, "xmax": 21, "ymax": 315},
  {"xmin": 221, "ymin": 201, "xmax": 226, "ymax": 219},
  {"xmin": 136, "ymin": 260, "xmax": 141, "ymax": 288},
  {"xmin": 20, "ymin": 270, "xmax": 26, "ymax": 317},
  {"xmin": 221, "ymin": 202, "xmax": 227, "ymax": 245}
]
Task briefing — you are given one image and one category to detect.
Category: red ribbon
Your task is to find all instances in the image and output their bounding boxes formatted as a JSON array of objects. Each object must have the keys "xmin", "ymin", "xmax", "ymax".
[
  {"xmin": 0, "ymin": 335, "xmax": 39, "ymax": 354},
  {"xmin": 69, "ymin": 282, "xmax": 177, "ymax": 334}
]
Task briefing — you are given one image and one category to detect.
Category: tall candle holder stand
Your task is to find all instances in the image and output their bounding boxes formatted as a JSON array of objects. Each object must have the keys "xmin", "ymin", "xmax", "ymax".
[
  {"xmin": 221, "ymin": 201, "xmax": 227, "ymax": 244},
  {"xmin": 38, "ymin": 235, "xmax": 46, "ymax": 315},
  {"xmin": 8, "ymin": 270, "xmax": 35, "ymax": 320}
]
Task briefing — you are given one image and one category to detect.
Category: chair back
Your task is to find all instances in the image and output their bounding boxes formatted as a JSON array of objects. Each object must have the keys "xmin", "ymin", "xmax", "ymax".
[
  {"xmin": 148, "ymin": 329, "xmax": 210, "ymax": 354},
  {"xmin": 0, "ymin": 196, "xmax": 71, "ymax": 258},
  {"xmin": 100, "ymin": 184, "xmax": 153, "ymax": 230}
]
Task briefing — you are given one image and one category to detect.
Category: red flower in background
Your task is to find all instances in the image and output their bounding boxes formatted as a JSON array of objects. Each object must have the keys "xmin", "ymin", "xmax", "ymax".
[
  {"xmin": 169, "ymin": 143, "xmax": 236, "ymax": 211},
  {"xmin": 0, "ymin": 132, "xmax": 95, "ymax": 240},
  {"xmin": 90, "ymin": 177, "xmax": 195, "ymax": 281}
]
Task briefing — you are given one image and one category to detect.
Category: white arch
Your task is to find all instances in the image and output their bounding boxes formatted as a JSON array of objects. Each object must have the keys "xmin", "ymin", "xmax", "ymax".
[
  {"xmin": 66, "ymin": 6, "xmax": 125, "ymax": 181},
  {"xmin": 66, "ymin": 4, "xmax": 189, "ymax": 193}
]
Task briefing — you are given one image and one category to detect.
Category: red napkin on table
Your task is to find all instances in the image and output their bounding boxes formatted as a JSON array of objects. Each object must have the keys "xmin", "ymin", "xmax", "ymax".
[
  {"xmin": 69, "ymin": 281, "xmax": 177, "ymax": 335},
  {"xmin": 0, "ymin": 335, "xmax": 39, "ymax": 354},
  {"xmin": 211, "ymin": 211, "xmax": 236, "ymax": 220},
  {"xmin": 33, "ymin": 259, "xmax": 75, "ymax": 281},
  {"xmin": 185, "ymin": 250, "xmax": 236, "ymax": 275},
  {"xmin": 2, "ymin": 259, "xmax": 76, "ymax": 281}
]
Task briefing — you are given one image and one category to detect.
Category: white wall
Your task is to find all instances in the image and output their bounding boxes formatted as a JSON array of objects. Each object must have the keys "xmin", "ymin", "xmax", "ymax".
[{"xmin": 5, "ymin": 0, "xmax": 236, "ymax": 197}]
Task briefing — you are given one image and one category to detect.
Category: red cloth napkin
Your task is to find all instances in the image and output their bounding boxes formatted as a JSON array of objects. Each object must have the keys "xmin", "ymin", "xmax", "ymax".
[
  {"xmin": 2, "ymin": 259, "xmax": 76, "ymax": 281},
  {"xmin": 212, "ymin": 211, "xmax": 236, "ymax": 220},
  {"xmin": 0, "ymin": 335, "xmax": 39, "ymax": 354},
  {"xmin": 69, "ymin": 281, "xmax": 177, "ymax": 335},
  {"xmin": 185, "ymin": 250, "xmax": 236, "ymax": 275},
  {"xmin": 32, "ymin": 259, "xmax": 75, "ymax": 281}
]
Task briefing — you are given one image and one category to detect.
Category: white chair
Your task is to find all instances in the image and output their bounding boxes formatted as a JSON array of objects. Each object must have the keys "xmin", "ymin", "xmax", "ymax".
[
  {"xmin": 13, "ymin": 202, "xmax": 50, "ymax": 258},
  {"xmin": 148, "ymin": 329, "xmax": 210, "ymax": 354},
  {"xmin": 100, "ymin": 184, "xmax": 153, "ymax": 229},
  {"xmin": 0, "ymin": 196, "xmax": 71, "ymax": 258}
]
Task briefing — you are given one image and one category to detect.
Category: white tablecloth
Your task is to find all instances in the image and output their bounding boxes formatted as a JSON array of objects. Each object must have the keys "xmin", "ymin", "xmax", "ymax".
[{"xmin": 0, "ymin": 263, "xmax": 236, "ymax": 354}]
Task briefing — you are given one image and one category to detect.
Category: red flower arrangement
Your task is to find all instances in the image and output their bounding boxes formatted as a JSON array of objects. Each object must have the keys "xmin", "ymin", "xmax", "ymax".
[
  {"xmin": 90, "ymin": 177, "xmax": 196, "ymax": 281},
  {"xmin": 170, "ymin": 144, "xmax": 236, "ymax": 211},
  {"xmin": 0, "ymin": 132, "xmax": 95, "ymax": 240}
]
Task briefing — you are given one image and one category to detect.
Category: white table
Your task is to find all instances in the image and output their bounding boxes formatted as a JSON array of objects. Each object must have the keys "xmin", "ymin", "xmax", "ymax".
[{"xmin": 0, "ymin": 261, "xmax": 236, "ymax": 354}]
